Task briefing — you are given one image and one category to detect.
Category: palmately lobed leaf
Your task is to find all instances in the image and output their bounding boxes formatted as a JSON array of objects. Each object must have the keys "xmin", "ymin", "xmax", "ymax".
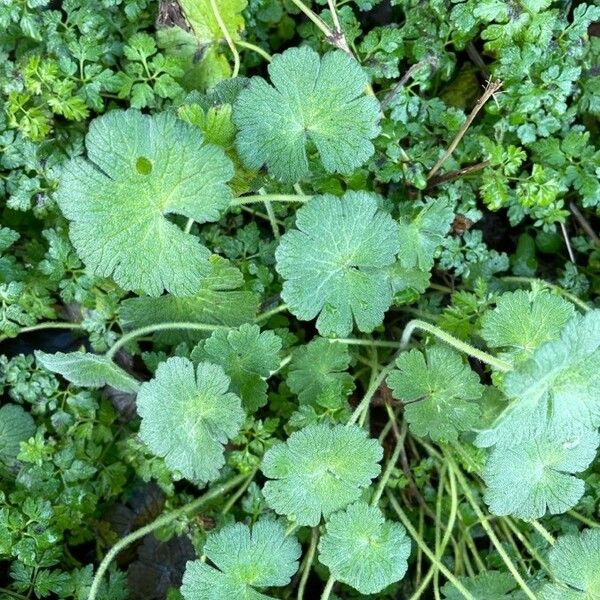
[
  {"xmin": 35, "ymin": 350, "xmax": 140, "ymax": 393},
  {"xmin": 56, "ymin": 109, "xmax": 234, "ymax": 296},
  {"xmin": 318, "ymin": 501, "xmax": 410, "ymax": 594},
  {"xmin": 136, "ymin": 357, "xmax": 245, "ymax": 484},
  {"xmin": 387, "ymin": 345, "xmax": 483, "ymax": 442},
  {"xmin": 261, "ymin": 423, "xmax": 383, "ymax": 526},
  {"xmin": 181, "ymin": 518, "xmax": 300, "ymax": 600},
  {"xmin": 483, "ymin": 426, "xmax": 599, "ymax": 519},
  {"xmin": 275, "ymin": 192, "xmax": 400, "ymax": 337},
  {"xmin": 286, "ymin": 337, "xmax": 355, "ymax": 406},
  {"xmin": 233, "ymin": 46, "xmax": 380, "ymax": 182},
  {"xmin": 540, "ymin": 528, "xmax": 600, "ymax": 599},
  {"xmin": 442, "ymin": 571, "xmax": 524, "ymax": 599},
  {"xmin": 192, "ymin": 324, "xmax": 282, "ymax": 412},
  {"xmin": 480, "ymin": 289, "xmax": 575, "ymax": 364},
  {"xmin": 477, "ymin": 310, "xmax": 600, "ymax": 447}
]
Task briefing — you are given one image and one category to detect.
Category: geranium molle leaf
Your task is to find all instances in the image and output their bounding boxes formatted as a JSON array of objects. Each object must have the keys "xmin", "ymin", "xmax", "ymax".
[
  {"xmin": 275, "ymin": 192, "xmax": 399, "ymax": 337},
  {"xmin": 56, "ymin": 109, "xmax": 234, "ymax": 296},
  {"xmin": 136, "ymin": 357, "xmax": 245, "ymax": 483},
  {"xmin": 0, "ymin": 404, "xmax": 35, "ymax": 467},
  {"xmin": 233, "ymin": 46, "xmax": 380, "ymax": 182},
  {"xmin": 261, "ymin": 423, "xmax": 383, "ymax": 526}
]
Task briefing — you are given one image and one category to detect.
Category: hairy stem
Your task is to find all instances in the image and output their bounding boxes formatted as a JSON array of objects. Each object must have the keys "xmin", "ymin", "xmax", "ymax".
[
  {"xmin": 88, "ymin": 473, "xmax": 247, "ymax": 600},
  {"xmin": 255, "ymin": 303, "xmax": 289, "ymax": 323},
  {"xmin": 530, "ymin": 520, "xmax": 555, "ymax": 545},
  {"xmin": 210, "ymin": 0, "xmax": 240, "ymax": 77},
  {"xmin": 236, "ymin": 40, "xmax": 273, "ymax": 62},
  {"xmin": 371, "ymin": 433, "xmax": 404, "ymax": 506},
  {"xmin": 106, "ymin": 322, "xmax": 229, "ymax": 359},
  {"xmin": 232, "ymin": 194, "xmax": 312, "ymax": 205},
  {"xmin": 347, "ymin": 362, "xmax": 396, "ymax": 426},
  {"xmin": 297, "ymin": 527, "xmax": 319, "ymax": 600},
  {"xmin": 0, "ymin": 321, "xmax": 83, "ymax": 344},
  {"xmin": 387, "ymin": 492, "xmax": 476, "ymax": 600},
  {"xmin": 400, "ymin": 319, "xmax": 511, "ymax": 372},
  {"xmin": 320, "ymin": 575, "xmax": 336, "ymax": 600}
]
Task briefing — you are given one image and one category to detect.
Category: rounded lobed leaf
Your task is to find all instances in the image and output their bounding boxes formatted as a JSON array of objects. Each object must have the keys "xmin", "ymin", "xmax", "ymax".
[
  {"xmin": 56, "ymin": 109, "xmax": 234, "ymax": 296},
  {"xmin": 318, "ymin": 501, "xmax": 410, "ymax": 595},
  {"xmin": 181, "ymin": 518, "xmax": 300, "ymax": 600},
  {"xmin": 540, "ymin": 528, "xmax": 600, "ymax": 599},
  {"xmin": 387, "ymin": 345, "xmax": 483, "ymax": 442},
  {"xmin": 261, "ymin": 423, "xmax": 383, "ymax": 526},
  {"xmin": 483, "ymin": 427, "xmax": 599, "ymax": 519},
  {"xmin": 137, "ymin": 357, "xmax": 245, "ymax": 483},
  {"xmin": 441, "ymin": 571, "xmax": 523, "ymax": 599},
  {"xmin": 275, "ymin": 192, "xmax": 400, "ymax": 338},
  {"xmin": 233, "ymin": 46, "xmax": 380, "ymax": 182},
  {"xmin": 0, "ymin": 404, "xmax": 35, "ymax": 467}
]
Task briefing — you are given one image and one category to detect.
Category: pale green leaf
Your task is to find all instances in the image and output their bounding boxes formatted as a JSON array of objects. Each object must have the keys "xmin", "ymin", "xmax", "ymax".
[
  {"xmin": 483, "ymin": 427, "xmax": 598, "ymax": 519},
  {"xmin": 387, "ymin": 346, "xmax": 483, "ymax": 442},
  {"xmin": 442, "ymin": 571, "xmax": 524, "ymax": 599},
  {"xmin": 56, "ymin": 110, "xmax": 234, "ymax": 296},
  {"xmin": 540, "ymin": 529, "xmax": 600, "ymax": 599},
  {"xmin": 233, "ymin": 46, "xmax": 380, "ymax": 182},
  {"xmin": 477, "ymin": 310, "xmax": 600, "ymax": 447},
  {"xmin": 318, "ymin": 501, "xmax": 410, "ymax": 594},
  {"xmin": 286, "ymin": 337, "xmax": 354, "ymax": 406},
  {"xmin": 480, "ymin": 289, "xmax": 575, "ymax": 364},
  {"xmin": 191, "ymin": 324, "xmax": 282, "ymax": 412},
  {"xmin": 181, "ymin": 518, "xmax": 300, "ymax": 600},
  {"xmin": 35, "ymin": 351, "xmax": 140, "ymax": 393},
  {"xmin": 0, "ymin": 404, "xmax": 35, "ymax": 466},
  {"xmin": 180, "ymin": 0, "xmax": 247, "ymax": 44},
  {"xmin": 137, "ymin": 357, "xmax": 245, "ymax": 483},
  {"xmin": 261, "ymin": 423, "xmax": 382, "ymax": 526},
  {"xmin": 275, "ymin": 192, "xmax": 399, "ymax": 337}
]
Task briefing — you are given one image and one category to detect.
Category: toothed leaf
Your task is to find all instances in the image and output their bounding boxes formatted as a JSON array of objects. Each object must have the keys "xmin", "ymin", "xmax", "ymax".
[{"xmin": 0, "ymin": 404, "xmax": 35, "ymax": 467}]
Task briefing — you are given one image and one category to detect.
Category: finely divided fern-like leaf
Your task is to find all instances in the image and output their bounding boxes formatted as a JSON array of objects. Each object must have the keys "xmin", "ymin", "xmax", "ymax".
[
  {"xmin": 261, "ymin": 423, "xmax": 383, "ymax": 526},
  {"xmin": 275, "ymin": 192, "xmax": 399, "ymax": 337},
  {"xmin": 136, "ymin": 357, "xmax": 245, "ymax": 483},
  {"xmin": 318, "ymin": 501, "xmax": 410, "ymax": 594},
  {"xmin": 181, "ymin": 518, "xmax": 300, "ymax": 600},
  {"xmin": 36, "ymin": 350, "xmax": 140, "ymax": 393},
  {"xmin": 233, "ymin": 46, "xmax": 380, "ymax": 182},
  {"xmin": 56, "ymin": 109, "xmax": 234, "ymax": 296}
]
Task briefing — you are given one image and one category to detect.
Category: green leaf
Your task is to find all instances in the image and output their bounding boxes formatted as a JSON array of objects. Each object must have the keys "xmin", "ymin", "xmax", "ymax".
[
  {"xmin": 387, "ymin": 346, "xmax": 484, "ymax": 442},
  {"xmin": 191, "ymin": 324, "xmax": 282, "ymax": 412},
  {"xmin": 261, "ymin": 423, "xmax": 382, "ymax": 526},
  {"xmin": 442, "ymin": 571, "xmax": 523, "ymax": 599},
  {"xmin": 318, "ymin": 501, "xmax": 410, "ymax": 594},
  {"xmin": 137, "ymin": 357, "xmax": 245, "ymax": 483},
  {"xmin": 286, "ymin": 337, "xmax": 354, "ymax": 406},
  {"xmin": 477, "ymin": 311, "xmax": 600, "ymax": 447},
  {"xmin": 35, "ymin": 351, "xmax": 140, "ymax": 393},
  {"xmin": 0, "ymin": 404, "xmax": 35, "ymax": 466},
  {"xmin": 397, "ymin": 197, "xmax": 454, "ymax": 271},
  {"xmin": 275, "ymin": 192, "xmax": 399, "ymax": 337},
  {"xmin": 480, "ymin": 289, "xmax": 575, "ymax": 364},
  {"xmin": 180, "ymin": 0, "xmax": 247, "ymax": 44},
  {"xmin": 56, "ymin": 110, "xmax": 234, "ymax": 296},
  {"xmin": 119, "ymin": 255, "xmax": 259, "ymax": 343},
  {"xmin": 483, "ymin": 427, "xmax": 599, "ymax": 519},
  {"xmin": 181, "ymin": 518, "xmax": 300, "ymax": 600},
  {"xmin": 233, "ymin": 46, "xmax": 380, "ymax": 182},
  {"xmin": 540, "ymin": 529, "xmax": 600, "ymax": 599}
]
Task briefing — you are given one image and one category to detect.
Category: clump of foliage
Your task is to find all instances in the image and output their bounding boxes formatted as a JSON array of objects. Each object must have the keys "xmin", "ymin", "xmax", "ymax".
[{"xmin": 1, "ymin": 0, "xmax": 600, "ymax": 599}]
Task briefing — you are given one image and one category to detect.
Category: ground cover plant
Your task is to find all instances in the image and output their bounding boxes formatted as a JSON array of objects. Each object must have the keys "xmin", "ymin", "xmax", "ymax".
[{"xmin": 1, "ymin": 0, "xmax": 600, "ymax": 598}]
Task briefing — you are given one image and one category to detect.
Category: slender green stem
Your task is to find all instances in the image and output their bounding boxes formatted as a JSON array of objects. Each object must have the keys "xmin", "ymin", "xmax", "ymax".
[
  {"xmin": 210, "ymin": 0, "xmax": 240, "ymax": 76},
  {"xmin": 232, "ymin": 194, "xmax": 312, "ymax": 205},
  {"xmin": 371, "ymin": 434, "xmax": 404, "ymax": 506},
  {"xmin": 501, "ymin": 276, "xmax": 591, "ymax": 312},
  {"xmin": 0, "ymin": 321, "xmax": 83, "ymax": 344},
  {"xmin": 184, "ymin": 217, "xmax": 194, "ymax": 234},
  {"xmin": 297, "ymin": 528, "xmax": 319, "ymax": 600},
  {"xmin": 88, "ymin": 473, "xmax": 247, "ymax": 600},
  {"xmin": 290, "ymin": 0, "xmax": 333, "ymax": 39},
  {"xmin": 347, "ymin": 362, "xmax": 396, "ymax": 426},
  {"xmin": 504, "ymin": 517, "xmax": 551, "ymax": 574},
  {"xmin": 255, "ymin": 303, "xmax": 289, "ymax": 323},
  {"xmin": 386, "ymin": 491, "xmax": 476, "ymax": 600},
  {"xmin": 445, "ymin": 454, "xmax": 537, "ymax": 600},
  {"xmin": 568, "ymin": 509, "xmax": 600, "ymax": 528},
  {"xmin": 106, "ymin": 322, "xmax": 229, "ymax": 359},
  {"xmin": 221, "ymin": 469, "xmax": 257, "ymax": 515},
  {"xmin": 236, "ymin": 40, "xmax": 273, "ymax": 62},
  {"xmin": 320, "ymin": 575, "xmax": 336, "ymax": 600},
  {"xmin": 401, "ymin": 319, "xmax": 511, "ymax": 372},
  {"xmin": 529, "ymin": 520, "xmax": 555, "ymax": 545},
  {"xmin": 330, "ymin": 337, "xmax": 399, "ymax": 349}
]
